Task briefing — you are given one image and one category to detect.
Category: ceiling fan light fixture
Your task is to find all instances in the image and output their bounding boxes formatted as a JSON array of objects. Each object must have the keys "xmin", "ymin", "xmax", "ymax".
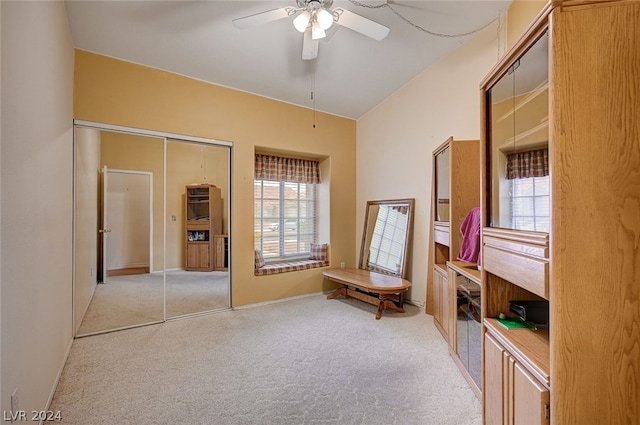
[
  {"xmin": 311, "ymin": 20, "xmax": 326, "ymax": 40},
  {"xmin": 316, "ymin": 8, "xmax": 333, "ymax": 30},
  {"xmin": 293, "ymin": 10, "xmax": 311, "ymax": 32}
]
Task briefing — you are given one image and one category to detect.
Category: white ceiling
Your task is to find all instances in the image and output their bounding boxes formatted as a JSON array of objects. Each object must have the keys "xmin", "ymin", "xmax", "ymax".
[{"xmin": 64, "ymin": 0, "xmax": 512, "ymax": 119}]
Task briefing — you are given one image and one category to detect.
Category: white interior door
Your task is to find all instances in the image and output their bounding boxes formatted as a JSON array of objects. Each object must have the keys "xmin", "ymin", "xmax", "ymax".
[{"xmin": 102, "ymin": 167, "xmax": 153, "ymax": 280}]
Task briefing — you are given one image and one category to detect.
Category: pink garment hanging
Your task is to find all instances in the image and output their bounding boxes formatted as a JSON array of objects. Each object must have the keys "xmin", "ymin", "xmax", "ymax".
[{"xmin": 457, "ymin": 207, "xmax": 481, "ymax": 264}]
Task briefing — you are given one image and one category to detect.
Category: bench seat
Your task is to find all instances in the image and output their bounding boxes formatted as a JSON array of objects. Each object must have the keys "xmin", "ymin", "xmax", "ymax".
[{"xmin": 254, "ymin": 259, "xmax": 329, "ymax": 276}]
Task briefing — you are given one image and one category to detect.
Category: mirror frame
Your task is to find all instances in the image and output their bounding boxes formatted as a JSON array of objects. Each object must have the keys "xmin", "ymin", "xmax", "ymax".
[{"xmin": 358, "ymin": 198, "xmax": 415, "ymax": 279}]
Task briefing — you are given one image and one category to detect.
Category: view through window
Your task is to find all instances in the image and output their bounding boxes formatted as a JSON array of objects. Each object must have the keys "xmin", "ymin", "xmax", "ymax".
[{"xmin": 254, "ymin": 180, "xmax": 317, "ymax": 259}]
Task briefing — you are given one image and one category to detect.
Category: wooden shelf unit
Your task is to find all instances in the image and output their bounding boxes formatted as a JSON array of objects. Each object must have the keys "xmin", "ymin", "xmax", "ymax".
[
  {"xmin": 214, "ymin": 234, "xmax": 228, "ymax": 271},
  {"xmin": 185, "ymin": 184, "xmax": 221, "ymax": 271},
  {"xmin": 426, "ymin": 137, "xmax": 481, "ymax": 398},
  {"xmin": 427, "ymin": 137, "xmax": 480, "ymax": 338},
  {"xmin": 480, "ymin": 2, "xmax": 640, "ymax": 424}
]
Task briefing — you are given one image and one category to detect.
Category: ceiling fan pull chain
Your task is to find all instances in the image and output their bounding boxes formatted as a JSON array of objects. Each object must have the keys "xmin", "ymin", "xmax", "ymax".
[{"xmin": 311, "ymin": 72, "xmax": 316, "ymax": 128}]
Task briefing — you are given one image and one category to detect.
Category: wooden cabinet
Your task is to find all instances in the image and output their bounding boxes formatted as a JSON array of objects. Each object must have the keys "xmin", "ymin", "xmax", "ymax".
[
  {"xmin": 484, "ymin": 328, "xmax": 549, "ymax": 425},
  {"xmin": 186, "ymin": 242, "xmax": 211, "ymax": 270},
  {"xmin": 432, "ymin": 265, "xmax": 451, "ymax": 343},
  {"xmin": 480, "ymin": 2, "xmax": 640, "ymax": 423},
  {"xmin": 214, "ymin": 234, "xmax": 228, "ymax": 271},
  {"xmin": 185, "ymin": 184, "xmax": 221, "ymax": 271},
  {"xmin": 427, "ymin": 137, "xmax": 480, "ymax": 339}
]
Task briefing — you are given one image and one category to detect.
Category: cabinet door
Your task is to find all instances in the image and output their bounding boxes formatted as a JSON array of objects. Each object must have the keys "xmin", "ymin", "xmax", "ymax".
[
  {"xmin": 441, "ymin": 270, "xmax": 451, "ymax": 343},
  {"xmin": 432, "ymin": 269, "xmax": 443, "ymax": 326},
  {"xmin": 214, "ymin": 236, "xmax": 227, "ymax": 270},
  {"xmin": 484, "ymin": 333, "xmax": 508, "ymax": 425},
  {"xmin": 512, "ymin": 361, "xmax": 550, "ymax": 425},
  {"xmin": 433, "ymin": 267, "xmax": 451, "ymax": 341},
  {"xmin": 186, "ymin": 243, "xmax": 210, "ymax": 269}
]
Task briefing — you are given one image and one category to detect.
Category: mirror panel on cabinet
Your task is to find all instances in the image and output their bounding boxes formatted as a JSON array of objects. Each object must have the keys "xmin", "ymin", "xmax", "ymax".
[
  {"xmin": 487, "ymin": 32, "xmax": 549, "ymax": 233},
  {"xmin": 435, "ymin": 147, "xmax": 450, "ymax": 222}
]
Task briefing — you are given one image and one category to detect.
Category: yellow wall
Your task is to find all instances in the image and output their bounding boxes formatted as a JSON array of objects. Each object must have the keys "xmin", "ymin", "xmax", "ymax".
[{"xmin": 74, "ymin": 50, "xmax": 357, "ymax": 306}]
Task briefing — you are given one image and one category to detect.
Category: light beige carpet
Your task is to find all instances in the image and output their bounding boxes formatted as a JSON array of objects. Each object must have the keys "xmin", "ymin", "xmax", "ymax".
[
  {"xmin": 77, "ymin": 270, "xmax": 230, "ymax": 335},
  {"xmin": 53, "ymin": 294, "xmax": 481, "ymax": 425}
]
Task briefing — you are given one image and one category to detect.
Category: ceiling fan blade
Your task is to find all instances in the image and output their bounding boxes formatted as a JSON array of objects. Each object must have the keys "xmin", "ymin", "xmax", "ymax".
[
  {"xmin": 333, "ymin": 8, "xmax": 390, "ymax": 41},
  {"xmin": 232, "ymin": 7, "xmax": 296, "ymax": 30},
  {"xmin": 302, "ymin": 28, "xmax": 319, "ymax": 60}
]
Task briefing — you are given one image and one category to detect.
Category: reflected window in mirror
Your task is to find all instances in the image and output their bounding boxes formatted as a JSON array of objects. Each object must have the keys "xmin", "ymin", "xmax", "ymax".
[
  {"xmin": 368, "ymin": 205, "xmax": 409, "ymax": 274},
  {"xmin": 360, "ymin": 199, "xmax": 414, "ymax": 279},
  {"xmin": 508, "ymin": 150, "xmax": 550, "ymax": 232},
  {"xmin": 487, "ymin": 31, "xmax": 549, "ymax": 231}
]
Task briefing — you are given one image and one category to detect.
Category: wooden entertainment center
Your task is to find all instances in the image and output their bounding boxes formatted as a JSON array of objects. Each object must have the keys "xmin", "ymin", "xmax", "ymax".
[
  {"xmin": 425, "ymin": 2, "xmax": 640, "ymax": 423},
  {"xmin": 479, "ymin": 2, "xmax": 640, "ymax": 424}
]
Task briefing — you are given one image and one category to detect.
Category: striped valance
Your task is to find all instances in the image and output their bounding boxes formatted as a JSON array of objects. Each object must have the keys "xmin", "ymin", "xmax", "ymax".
[
  {"xmin": 255, "ymin": 154, "xmax": 320, "ymax": 184},
  {"xmin": 506, "ymin": 148, "xmax": 549, "ymax": 180}
]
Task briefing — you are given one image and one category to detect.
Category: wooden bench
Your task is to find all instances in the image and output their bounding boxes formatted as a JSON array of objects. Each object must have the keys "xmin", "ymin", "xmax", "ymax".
[{"xmin": 323, "ymin": 268, "xmax": 411, "ymax": 320}]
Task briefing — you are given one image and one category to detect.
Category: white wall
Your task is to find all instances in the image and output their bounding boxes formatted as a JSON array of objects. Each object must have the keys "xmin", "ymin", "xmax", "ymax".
[
  {"xmin": 1, "ymin": 0, "xmax": 74, "ymax": 413},
  {"xmin": 356, "ymin": 21, "xmax": 504, "ymax": 306}
]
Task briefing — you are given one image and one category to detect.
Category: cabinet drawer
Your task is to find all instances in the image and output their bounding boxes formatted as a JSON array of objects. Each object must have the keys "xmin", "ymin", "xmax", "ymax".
[
  {"xmin": 482, "ymin": 230, "xmax": 549, "ymax": 299},
  {"xmin": 186, "ymin": 221, "xmax": 210, "ymax": 231},
  {"xmin": 483, "ymin": 245, "xmax": 548, "ymax": 299},
  {"xmin": 434, "ymin": 224, "xmax": 450, "ymax": 246}
]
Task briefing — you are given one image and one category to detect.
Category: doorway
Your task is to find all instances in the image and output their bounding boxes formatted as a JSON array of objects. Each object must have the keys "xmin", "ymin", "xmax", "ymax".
[{"xmin": 101, "ymin": 167, "xmax": 153, "ymax": 281}]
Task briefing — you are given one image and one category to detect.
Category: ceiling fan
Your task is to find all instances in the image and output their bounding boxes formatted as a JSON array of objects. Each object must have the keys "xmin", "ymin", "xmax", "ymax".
[{"xmin": 232, "ymin": 0, "xmax": 390, "ymax": 60}]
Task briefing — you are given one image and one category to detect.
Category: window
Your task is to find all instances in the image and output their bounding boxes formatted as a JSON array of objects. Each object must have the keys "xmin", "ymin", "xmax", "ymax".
[
  {"xmin": 510, "ymin": 175, "xmax": 550, "ymax": 232},
  {"xmin": 254, "ymin": 180, "xmax": 317, "ymax": 260}
]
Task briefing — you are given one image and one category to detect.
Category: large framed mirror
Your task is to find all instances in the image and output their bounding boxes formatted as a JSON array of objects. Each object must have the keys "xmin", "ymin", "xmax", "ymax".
[
  {"xmin": 73, "ymin": 121, "xmax": 232, "ymax": 337},
  {"xmin": 359, "ymin": 199, "xmax": 415, "ymax": 279}
]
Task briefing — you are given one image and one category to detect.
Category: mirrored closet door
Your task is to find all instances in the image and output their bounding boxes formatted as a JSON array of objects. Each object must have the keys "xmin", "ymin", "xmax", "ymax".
[
  {"xmin": 165, "ymin": 139, "xmax": 230, "ymax": 319},
  {"xmin": 73, "ymin": 122, "xmax": 231, "ymax": 337}
]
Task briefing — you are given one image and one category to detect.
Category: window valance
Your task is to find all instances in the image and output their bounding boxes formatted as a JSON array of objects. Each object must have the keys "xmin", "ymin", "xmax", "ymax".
[
  {"xmin": 506, "ymin": 148, "xmax": 549, "ymax": 180},
  {"xmin": 255, "ymin": 154, "xmax": 320, "ymax": 184}
]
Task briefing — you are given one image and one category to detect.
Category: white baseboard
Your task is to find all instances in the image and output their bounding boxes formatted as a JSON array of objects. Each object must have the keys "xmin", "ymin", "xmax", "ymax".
[{"xmin": 233, "ymin": 291, "xmax": 328, "ymax": 311}]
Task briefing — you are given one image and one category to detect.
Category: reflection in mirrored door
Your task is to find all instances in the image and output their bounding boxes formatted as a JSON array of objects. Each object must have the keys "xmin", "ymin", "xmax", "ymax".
[
  {"xmin": 74, "ymin": 128, "xmax": 165, "ymax": 336},
  {"xmin": 74, "ymin": 123, "xmax": 232, "ymax": 336},
  {"xmin": 165, "ymin": 140, "xmax": 230, "ymax": 318}
]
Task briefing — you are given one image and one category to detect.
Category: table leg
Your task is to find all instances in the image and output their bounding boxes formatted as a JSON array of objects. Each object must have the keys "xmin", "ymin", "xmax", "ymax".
[{"xmin": 327, "ymin": 286, "xmax": 347, "ymax": 300}]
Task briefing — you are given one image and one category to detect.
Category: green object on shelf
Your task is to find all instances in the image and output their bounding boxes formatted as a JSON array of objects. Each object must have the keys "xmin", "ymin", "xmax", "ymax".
[{"xmin": 495, "ymin": 317, "xmax": 537, "ymax": 330}]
